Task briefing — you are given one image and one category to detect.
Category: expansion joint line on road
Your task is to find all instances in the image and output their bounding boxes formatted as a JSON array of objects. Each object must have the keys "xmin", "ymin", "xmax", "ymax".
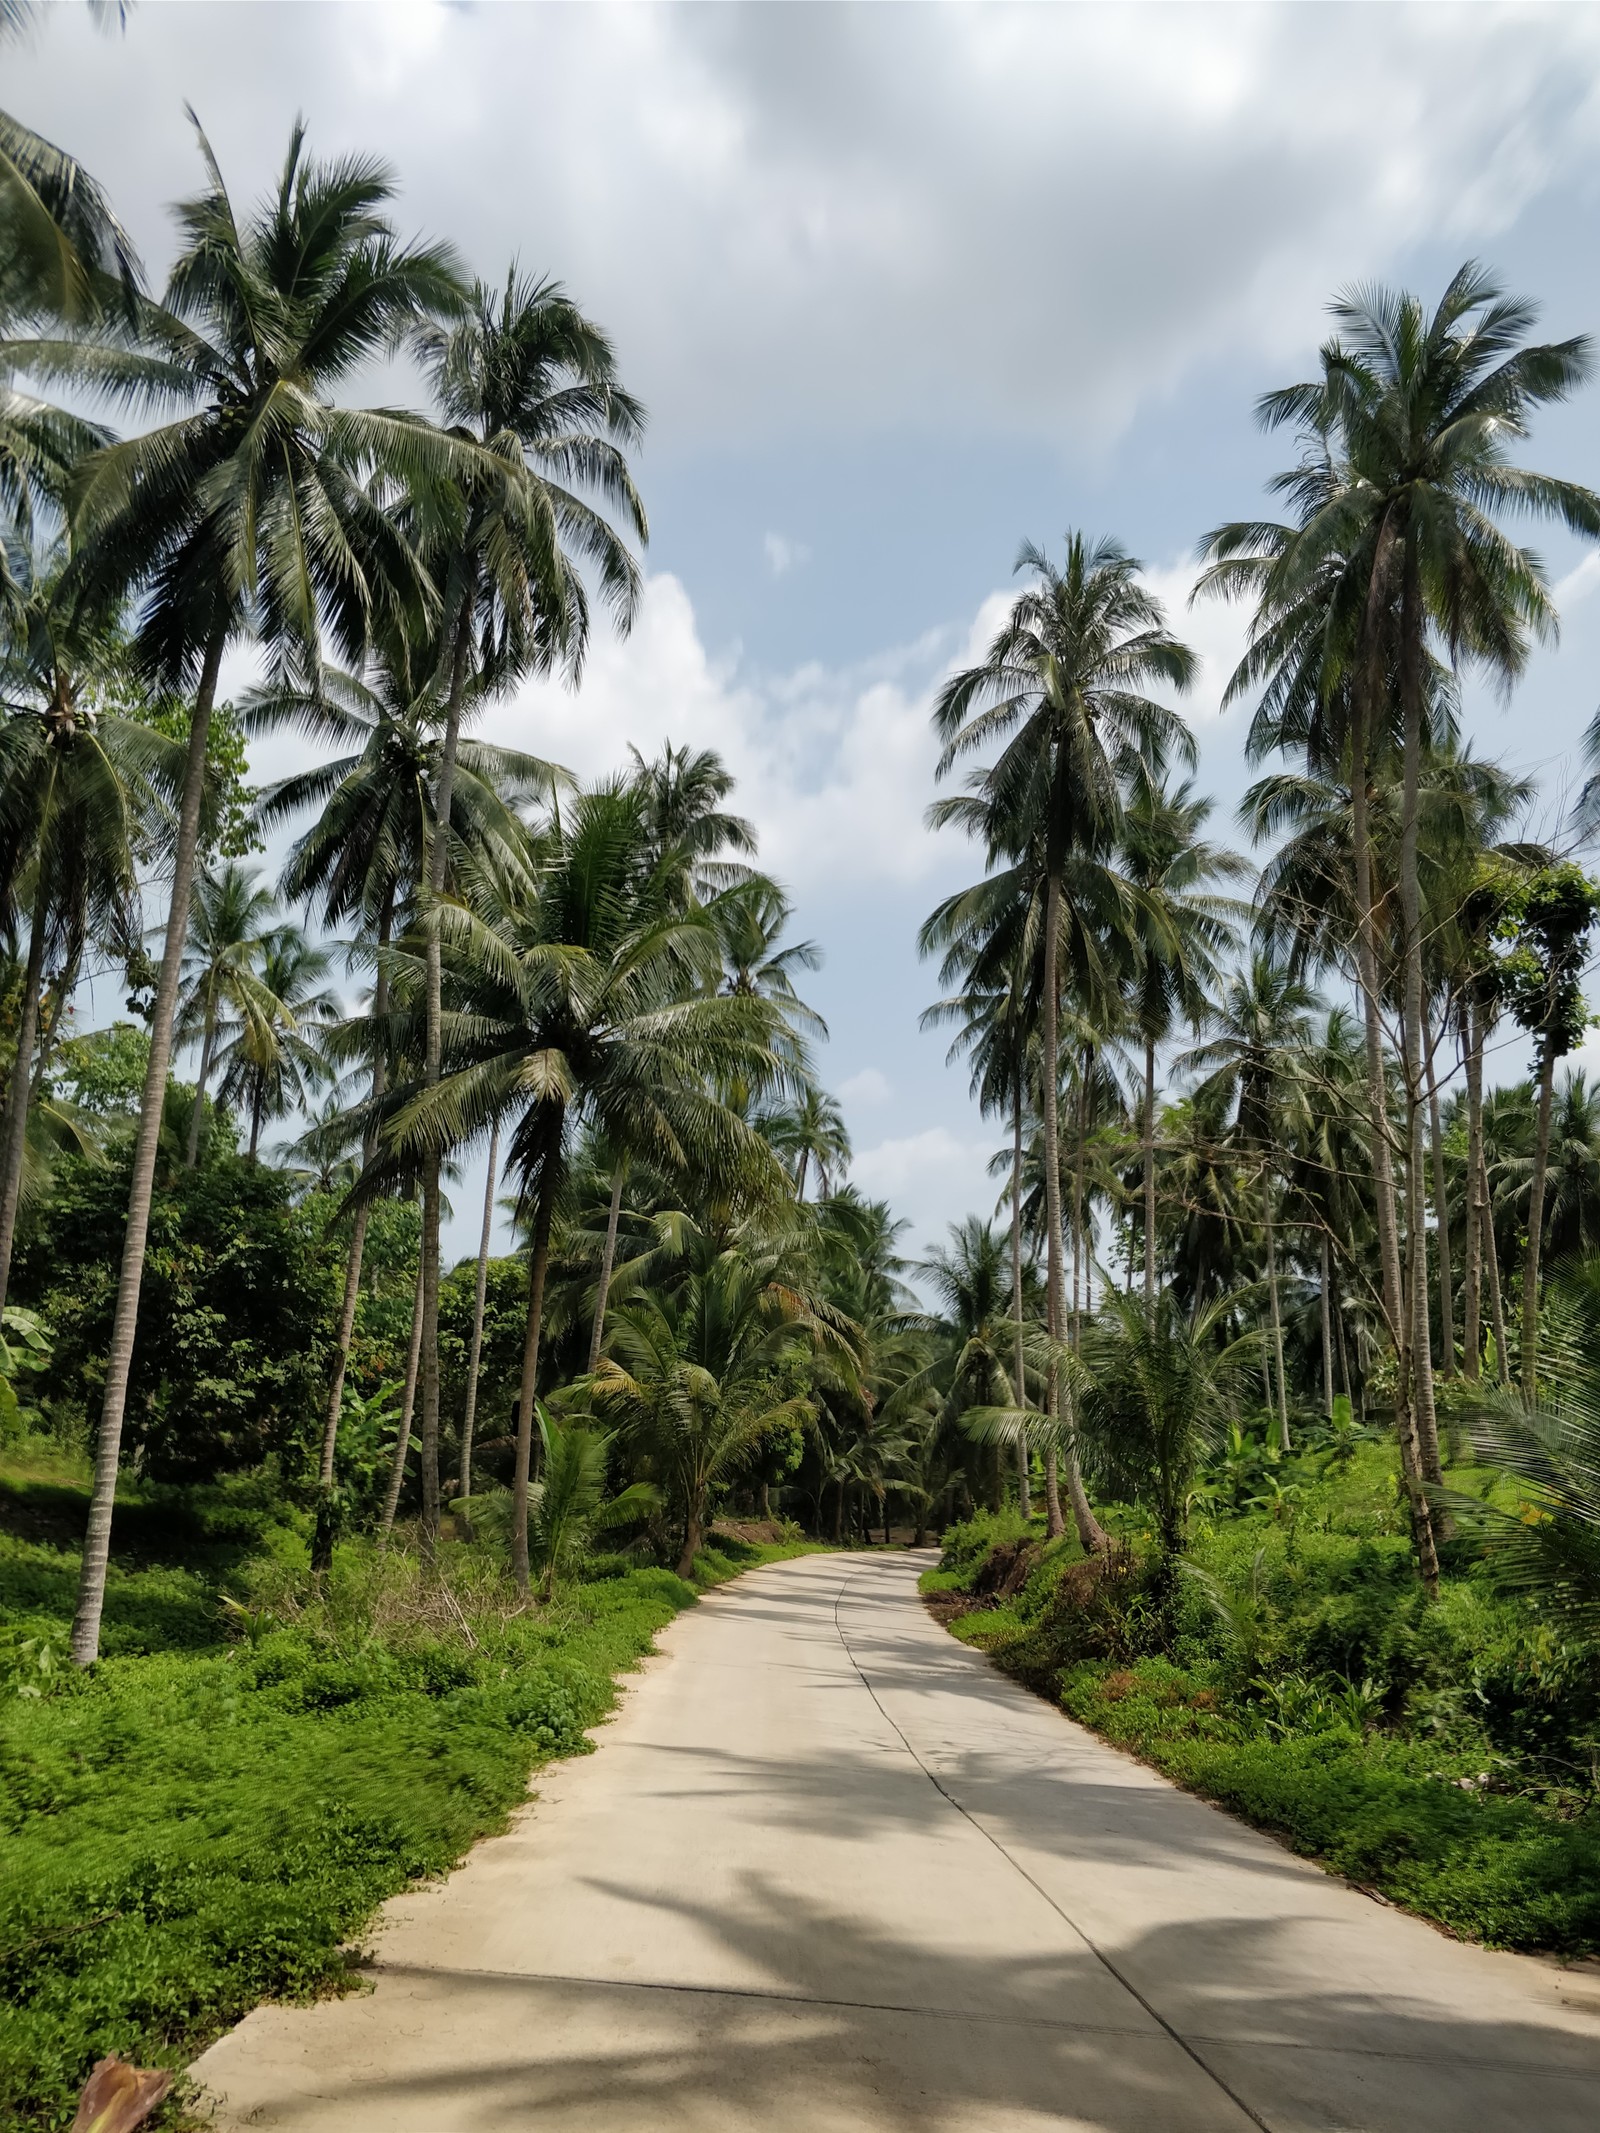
[{"xmin": 832, "ymin": 1569, "xmax": 1274, "ymax": 2133}]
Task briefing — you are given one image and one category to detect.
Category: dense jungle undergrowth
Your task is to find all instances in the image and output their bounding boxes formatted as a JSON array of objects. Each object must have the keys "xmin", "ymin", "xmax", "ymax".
[
  {"xmin": 924, "ymin": 1428, "xmax": 1600, "ymax": 1959},
  {"xmin": 0, "ymin": 1444, "xmax": 815, "ymax": 2132}
]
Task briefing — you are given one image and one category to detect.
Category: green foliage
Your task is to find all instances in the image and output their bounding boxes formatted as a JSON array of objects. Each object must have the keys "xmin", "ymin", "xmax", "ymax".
[
  {"xmin": 926, "ymin": 1439, "xmax": 1600, "ymax": 1953},
  {"xmin": 48, "ymin": 1024, "xmax": 149, "ymax": 1117},
  {"xmin": 11, "ymin": 1152, "xmax": 333, "ymax": 1479},
  {"xmin": 1493, "ymin": 861, "xmax": 1600, "ymax": 1065},
  {"xmin": 0, "ymin": 1464, "xmax": 805, "ymax": 2129}
]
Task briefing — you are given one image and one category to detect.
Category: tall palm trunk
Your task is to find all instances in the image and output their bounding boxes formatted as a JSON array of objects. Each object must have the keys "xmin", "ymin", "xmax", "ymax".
[
  {"xmin": 1348, "ymin": 666, "xmax": 1437, "ymax": 1590},
  {"xmin": 1320, "ymin": 1233, "xmax": 1334, "ymax": 1418},
  {"xmin": 1040, "ymin": 876, "xmax": 1108, "ymax": 1553},
  {"xmin": 1074, "ymin": 1060, "xmax": 1088, "ymax": 1350},
  {"xmin": 587, "ymin": 1159, "xmax": 626, "ymax": 1375},
  {"xmin": 1010, "ymin": 1080, "xmax": 1029, "ymax": 1521},
  {"xmin": 0, "ymin": 871, "xmax": 49, "ymax": 1320},
  {"xmin": 1262, "ymin": 1191, "xmax": 1289, "ymax": 1451},
  {"xmin": 72, "ymin": 626, "xmax": 225, "ymax": 1667},
  {"xmin": 1398, "ymin": 546, "xmax": 1443, "ymax": 1492},
  {"xmin": 316, "ymin": 897, "xmax": 394, "ymax": 1523},
  {"xmin": 1423, "ymin": 1002, "xmax": 1455, "ymax": 1378},
  {"xmin": 417, "ymin": 595, "xmax": 477, "ymax": 1551},
  {"xmin": 512, "ymin": 1103, "xmax": 564, "ymax": 1596},
  {"xmin": 183, "ymin": 993, "xmax": 217, "ymax": 1168},
  {"xmin": 247, "ymin": 1086, "xmax": 264, "ymax": 1161},
  {"xmin": 1523, "ymin": 1047, "xmax": 1557, "ymax": 1395},
  {"xmin": 794, "ymin": 1147, "xmax": 809, "ymax": 1203},
  {"xmin": 458, "ymin": 1118, "xmax": 500, "ymax": 1518},
  {"xmin": 1462, "ymin": 1000, "xmax": 1484, "ymax": 1382},
  {"xmin": 1481, "ymin": 1153, "xmax": 1511, "ymax": 1387},
  {"xmin": 1143, "ymin": 1033, "xmax": 1157, "ymax": 1305},
  {"xmin": 378, "ymin": 1255, "xmax": 428, "ymax": 1539}
]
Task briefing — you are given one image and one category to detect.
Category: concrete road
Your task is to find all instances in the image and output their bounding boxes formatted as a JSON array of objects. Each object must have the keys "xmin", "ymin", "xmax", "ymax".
[{"xmin": 194, "ymin": 1551, "xmax": 1600, "ymax": 2132}]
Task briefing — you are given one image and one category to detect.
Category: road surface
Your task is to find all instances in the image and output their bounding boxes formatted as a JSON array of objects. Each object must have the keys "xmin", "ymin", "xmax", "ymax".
[{"xmin": 194, "ymin": 1550, "xmax": 1600, "ymax": 2131}]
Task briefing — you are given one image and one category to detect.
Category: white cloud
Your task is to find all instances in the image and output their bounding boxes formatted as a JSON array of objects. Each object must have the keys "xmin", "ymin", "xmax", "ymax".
[
  {"xmin": 13, "ymin": 5, "xmax": 1600, "ymax": 454},
  {"xmin": 839, "ymin": 1067, "xmax": 892, "ymax": 1106},
  {"xmin": 1556, "ymin": 551, "xmax": 1600, "ymax": 610},
  {"xmin": 763, "ymin": 531, "xmax": 811, "ymax": 579},
  {"xmin": 851, "ymin": 1125, "xmax": 999, "ymax": 1250},
  {"xmin": 478, "ymin": 571, "xmax": 990, "ymax": 892}
]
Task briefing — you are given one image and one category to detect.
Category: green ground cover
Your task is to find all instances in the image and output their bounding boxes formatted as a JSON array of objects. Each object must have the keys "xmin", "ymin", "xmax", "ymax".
[
  {"xmin": 0, "ymin": 1453, "xmax": 814, "ymax": 2131},
  {"xmin": 923, "ymin": 1443, "xmax": 1600, "ymax": 1957}
]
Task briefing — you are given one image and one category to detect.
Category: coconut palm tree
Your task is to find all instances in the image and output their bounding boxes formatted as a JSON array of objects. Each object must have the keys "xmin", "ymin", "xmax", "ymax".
[
  {"xmin": 35, "ymin": 121, "xmax": 468, "ymax": 1665},
  {"xmin": 407, "ymin": 269, "xmax": 647, "ymax": 1548},
  {"xmin": 931, "ymin": 534, "xmax": 1195, "ymax": 1552},
  {"xmin": 589, "ymin": 1224, "xmax": 849, "ymax": 1576},
  {"xmin": 391, "ymin": 781, "xmax": 786, "ymax": 1592},
  {"xmin": 765, "ymin": 1084, "xmax": 851, "ymax": 1201},
  {"xmin": 1205, "ymin": 265, "xmax": 1600, "ymax": 1466},
  {"xmin": 1120, "ymin": 769, "xmax": 1247, "ymax": 1304},
  {"xmin": 212, "ymin": 922, "xmax": 340, "ymax": 1160},
  {"xmin": 0, "ymin": 555, "xmax": 178, "ymax": 1317},
  {"xmin": 1180, "ymin": 953, "xmax": 1320, "ymax": 1447},
  {"xmin": 246, "ymin": 648, "xmax": 559, "ymax": 1530},
  {"xmin": 174, "ymin": 864, "xmax": 280, "ymax": 1166}
]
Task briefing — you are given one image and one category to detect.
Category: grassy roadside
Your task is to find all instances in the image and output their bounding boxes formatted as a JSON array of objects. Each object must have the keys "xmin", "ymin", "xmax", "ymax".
[
  {"xmin": 920, "ymin": 1454, "xmax": 1600, "ymax": 1959},
  {"xmin": 0, "ymin": 1455, "xmax": 818, "ymax": 2131}
]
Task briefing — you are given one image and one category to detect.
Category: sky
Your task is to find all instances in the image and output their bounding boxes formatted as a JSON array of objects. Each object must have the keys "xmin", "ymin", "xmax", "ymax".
[{"xmin": 12, "ymin": 0, "xmax": 1600, "ymax": 1262}]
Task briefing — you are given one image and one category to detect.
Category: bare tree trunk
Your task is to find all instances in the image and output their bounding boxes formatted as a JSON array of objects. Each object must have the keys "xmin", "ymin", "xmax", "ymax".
[
  {"xmin": 316, "ymin": 898, "xmax": 394, "ymax": 1509},
  {"xmin": 1073, "ymin": 1061, "xmax": 1088, "ymax": 1351},
  {"xmin": 1263, "ymin": 1197, "xmax": 1289, "ymax": 1451},
  {"xmin": 72, "ymin": 627, "xmax": 225, "ymax": 1666},
  {"xmin": 183, "ymin": 994, "xmax": 217, "ymax": 1168},
  {"xmin": 1349, "ymin": 668, "xmax": 1436, "ymax": 1591},
  {"xmin": 1462, "ymin": 1001, "xmax": 1484, "ymax": 1382},
  {"xmin": 512, "ymin": 1105, "xmax": 564, "ymax": 1595},
  {"xmin": 587, "ymin": 1158, "xmax": 625, "ymax": 1375},
  {"xmin": 1143, "ymin": 1033, "xmax": 1157, "ymax": 1305},
  {"xmin": 795, "ymin": 1147, "xmax": 809, "ymax": 1203},
  {"xmin": 1522, "ymin": 1047, "xmax": 1556, "ymax": 1396},
  {"xmin": 1040, "ymin": 877, "xmax": 1107, "ymax": 1554},
  {"xmin": 0, "ymin": 872, "xmax": 49, "ymax": 1319},
  {"xmin": 1011, "ymin": 1079, "xmax": 1030, "ymax": 1521},
  {"xmin": 378, "ymin": 1255, "xmax": 427, "ymax": 1539},
  {"xmin": 458, "ymin": 1117, "xmax": 500, "ymax": 1517},
  {"xmin": 1398, "ymin": 544, "xmax": 1443, "ymax": 1497},
  {"xmin": 1423, "ymin": 1001, "xmax": 1455, "ymax": 1379},
  {"xmin": 418, "ymin": 595, "xmax": 476, "ymax": 1553},
  {"xmin": 1320, "ymin": 1232, "xmax": 1334, "ymax": 1418},
  {"xmin": 1482, "ymin": 1169, "xmax": 1511, "ymax": 1388}
]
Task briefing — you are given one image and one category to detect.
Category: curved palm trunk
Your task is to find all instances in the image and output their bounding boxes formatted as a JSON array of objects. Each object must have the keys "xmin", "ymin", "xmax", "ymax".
[
  {"xmin": 1522, "ymin": 1047, "xmax": 1557, "ymax": 1395},
  {"xmin": 72, "ymin": 627, "xmax": 225, "ymax": 1667},
  {"xmin": 587, "ymin": 1160, "xmax": 626, "ymax": 1375},
  {"xmin": 183, "ymin": 994, "xmax": 217, "ymax": 1168},
  {"xmin": 1462, "ymin": 1001, "xmax": 1484, "ymax": 1382},
  {"xmin": 1041, "ymin": 876, "xmax": 1107, "ymax": 1554},
  {"xmin": 1143, "ymin": 1033, "xmax": 1157, "ymax": 1306},
  {"xmin": 378, "ymin": 1256, "xmax": 428, "ymax": 1539},
  {"xmin": 458, "ymin": 1118, "xmax": 500, "ymax": 1518},
  {"xmin": 316, "ymin": 900, "xmax": 394, "ymax": 1526},
  {"xmin": 1423, "ymin": 1003, "xmax": 1455, "ymax": 1379},
  {"xmin": 512, "ymin": 1104, "xmax": 564, "ymax": 1596},
  {"xmin": 0, "ymin": 871, "xmax": 49, "ymax": 1321},
  {"xmin": 418, "ymin": 594, "xmax": 477, "ymax": 1553},
  {"xmin": 1011, "ymin": 1080, "xmax": 1030, "ymax": 1521},
  {"xmin": 1349, "ymin": 669, "xmax": 1437, "ymax": 1591}
]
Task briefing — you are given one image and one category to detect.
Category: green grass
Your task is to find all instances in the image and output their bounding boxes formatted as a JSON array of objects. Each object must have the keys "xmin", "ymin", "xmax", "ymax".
[
  {"xmin": 0, "ymin": 1464, "xmax": 818, "ymax": 2131},
  {"xmin": 922, "ymin": 1444, "xmax": 1600, "ymax": 1957}
]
